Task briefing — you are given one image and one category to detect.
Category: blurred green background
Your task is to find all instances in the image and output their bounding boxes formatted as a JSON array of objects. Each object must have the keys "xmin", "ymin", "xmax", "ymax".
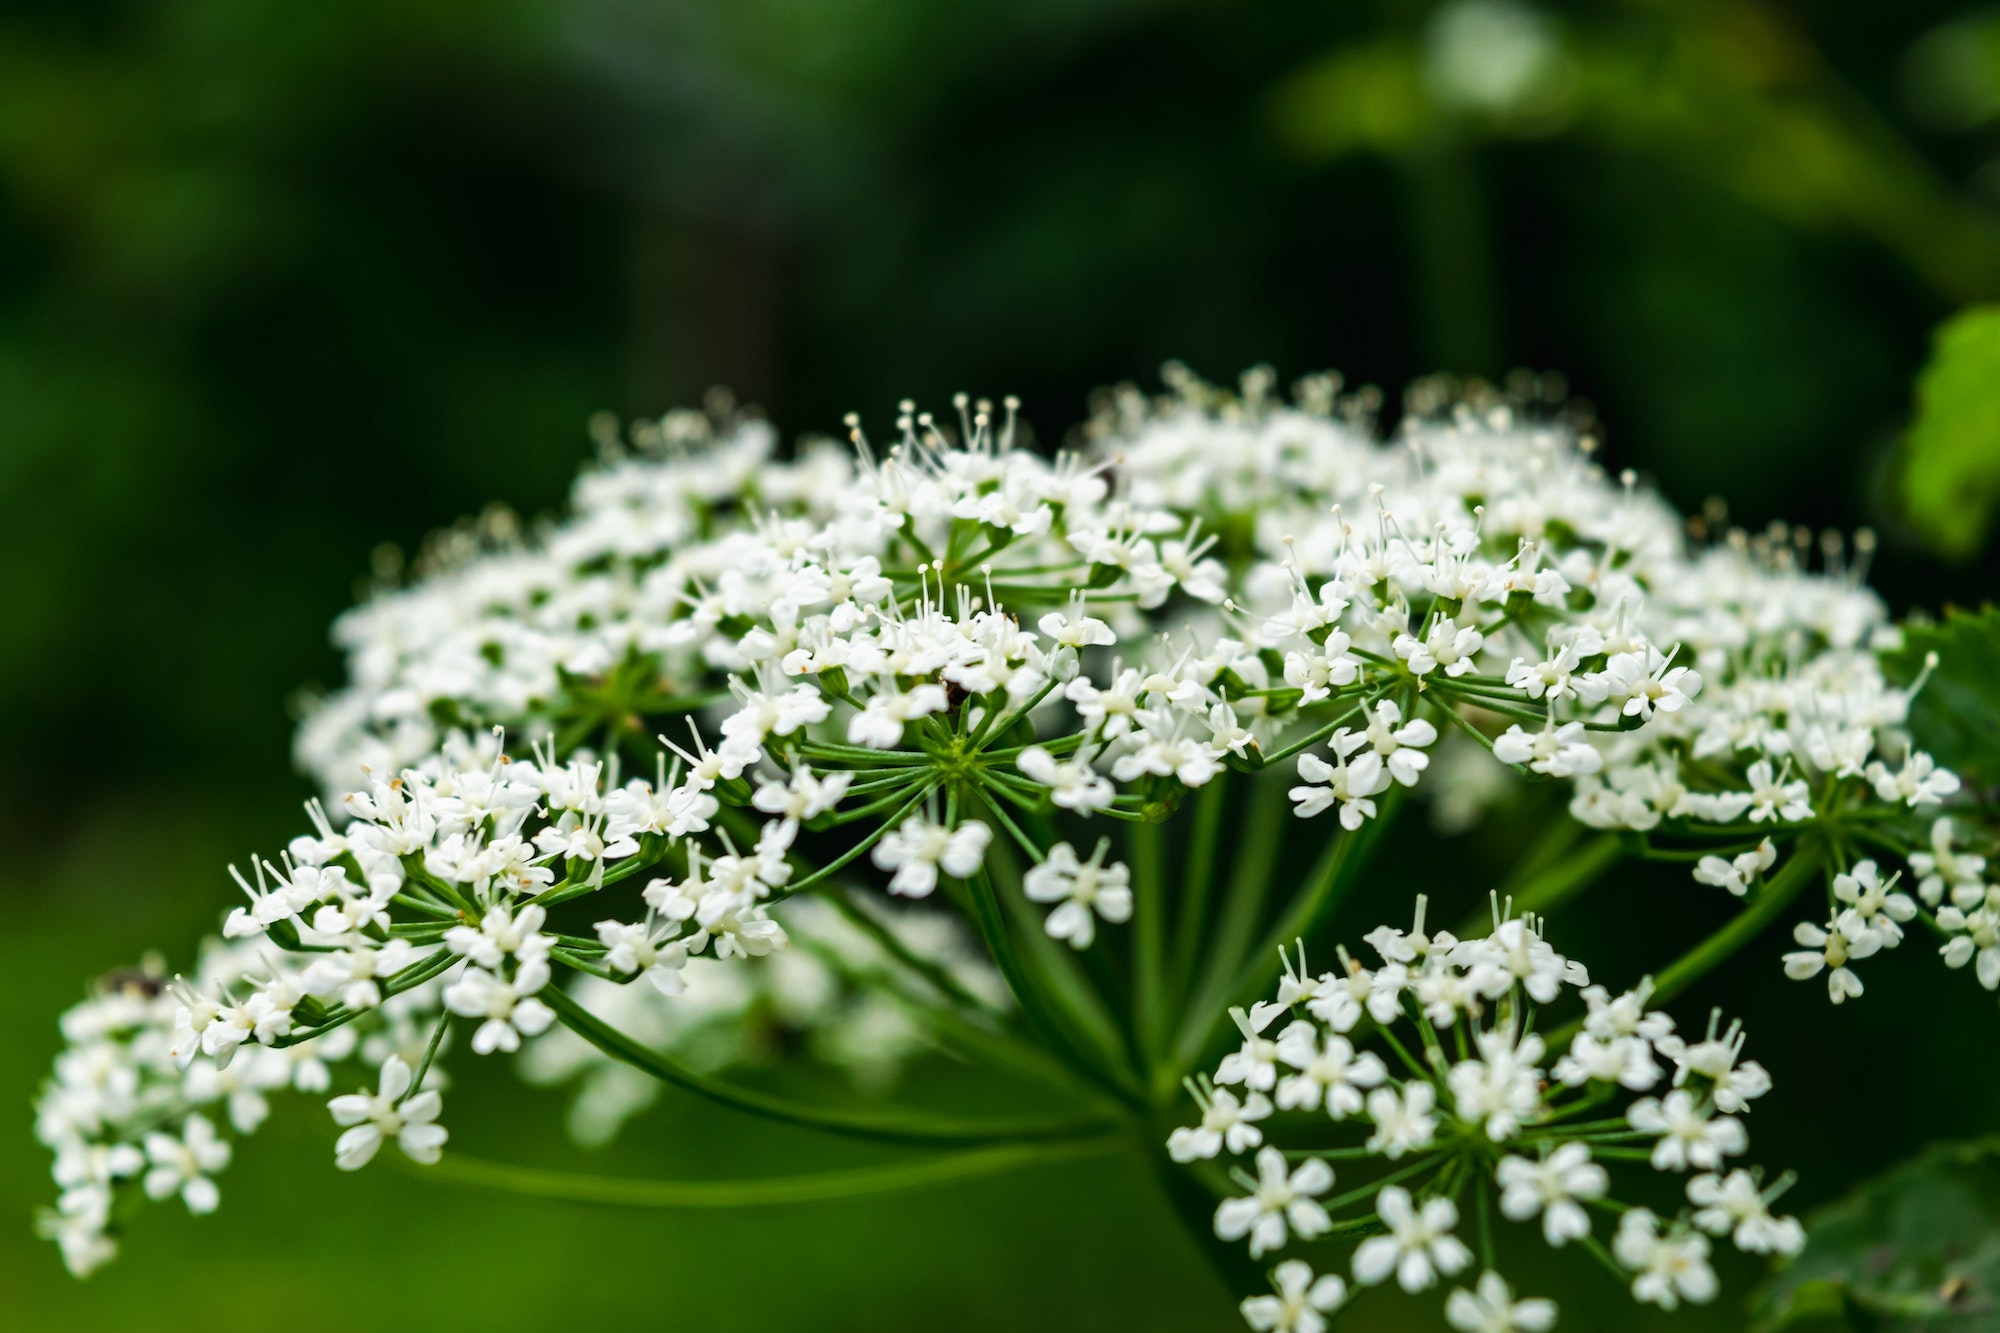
[{"xmin": 7, "ymin": 0, "xmax": 2000, "ymax": 1328}]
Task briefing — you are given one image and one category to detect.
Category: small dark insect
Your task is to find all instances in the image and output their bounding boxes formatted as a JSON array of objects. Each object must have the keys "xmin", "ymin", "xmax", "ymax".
[{"xmin": 97, "ymin": 968, "xmax": 164, "ymax": 1000}]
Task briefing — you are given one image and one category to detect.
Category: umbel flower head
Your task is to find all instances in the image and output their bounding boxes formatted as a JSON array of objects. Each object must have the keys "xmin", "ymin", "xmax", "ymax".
[
  {"xmin": 1177, "ymin": 900, "xmax": 1799, "ymax": 1326},
  {"xmin": 32, "ymin": 366, "xmax": 1986, "ymax": 1332}
]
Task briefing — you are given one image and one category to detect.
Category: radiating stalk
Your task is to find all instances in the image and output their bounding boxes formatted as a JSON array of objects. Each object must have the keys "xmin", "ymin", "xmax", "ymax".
[
  {"xmin": 544, "ymin": 985, "xmax": 1116, "ymax": 1145},
  {"xmin": 416, "ymin": 1137, "xmax": 1121, "ymax": 1208},
  {"xmin": 1167, "ymin": 774, "xmax": 1290, "ymax": 1076},
  {"xmin": 1128, "ymin": 815, "xmax": 1168, "ymax": 1063}
]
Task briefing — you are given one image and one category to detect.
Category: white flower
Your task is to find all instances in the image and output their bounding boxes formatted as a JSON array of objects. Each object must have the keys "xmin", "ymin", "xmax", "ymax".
[
  {"xmin": 444, "ymin": 903, "xmax": 554, "ymax": 970},
  {"xmin": 1273, "ymin": 1021, "xmax": 1386, "ymax": 1118},
  {"xmin": 1496, "ymin": 1142, "xmax": 1607, "ymax": 1246},
  {"xmin": 1782, "ymin": 914, "xmax": 1881, "ymax": 1003},
  {"xmin": 1866, "ymin": 751, "xmax": 1960, "ymax": 807},
  {"xmin": 1655, "ymin": 1011, "xmax": 1770, "ymax": 1113},
  {"xmin": 1552, "ymin": 1030, "xmax": 1659, "ymax": 1091},
  {"xmin": 1691, "ymin": 839, "xmax": 1775, "ymax": 897},
  {"xmin": 593, "ymin": 917, "xmax": 690, "ymax": 995},
  {"xmin": 1397, "ymin": 617, "xmax": 1485, "ymax": 678},
  {"xmin": 1240, "ymin": 1259, "xmax": 1347, "ymax": 1333},
  {"xmin": 1356, "ymin": 700, "xmax": 1437, "ymax": 786},
  {"xmin": 870, "ymin": 817, "xmax": 992, "ymax": 897},
  {"xmin": 1614, "ymin": 1209, "xmax": 1716, "ymax": 1310},
  {"xmin": 141, "ymin": 1115, "xmax": 230, "ymax": 1214},
  {"xmin": 1493, "ymin": 719, "xmax": 1602, "ymax": 778},
  {"xmin": 1022, "ymin": 840, "xmax": 1132, "ymax": 949},
  {"xmin": 327, "ymin": 1054, "xmax": 448, "ymax": 1170},
  {"xmin": 1168, "ymin": 1084, "xmax": 1272, "ymax": 1162},
  {"xmin": 1214, "ymin": 1147, "xmax": 1334, "ymax": 1258},
  {"xmin": 1505, "ymin": 636, "xmax": 1591, "ymax": 701},
  {"xmin": 1687, "ymin": 1170, "xmax": 1804, "ymax": 1255},
  {"xmin": 1066, "ymin": 667, "xmax": 1145, "ymax": 739},
  {"xmin": 300, "ymin": 939, "xmax": 418, "ymax": 1011},
  {"xmin": 1449, "ymin": 1028, "xmax": 1547, "ymax": 1141},
  {"xmin": 1444, "ymin": 1272, "xmax": 1557, "ymax": 1333},
  {"xmin": 1743, "ymin": 760, "xmax": 1812, "ymax": 823},
  {"xmin": 1015, "ymin": 745, "xmax": 1114, "ymax": 812},
  {"xmin": 1353, "ymin": 1184, "xmax": 1472, "ymax": 1292},
  {"xmin": 1627, "ymin": 1090, "xmax": 1746, "ymax": 1171},
  {"xmin": 1832, "ymin": 859, "xmax": 1917, "ymax": 944},
  {"xmin": 443, "ymin": 958, "xmax": 556, "ymax": 1054},
  {"xmin": 1283, "ymin": 636, "xmax": 1361, "ymax": 704},
  {"xmin": 1290, "ymin": 748, "xmax": 1387, "ymax": 827},
  {"xmin": 1364, "ymin": 1081, "xmax": 1440, "ymax": 1159},
  {"xmin": 1939, "ymin": 902, "xmax": 2000, "ymax": 989},
  {"xmin": 1216, "ymin": 1006, "xmax": 1284, "ymax": 1092},
  {"xmin": 1910, "ymin": 817, "xmax": 1984, "ymax": 907},
  {"xmin": 1038, "ymin": 596, "xmax": 1117, "ymax": 648},
  {"xmin": 750, "ymin": 767, "xmax": 854, "ymax": 831},
  {"xmin": 848, "ymin": 685, "xmax": 948, "ymax": 748}
]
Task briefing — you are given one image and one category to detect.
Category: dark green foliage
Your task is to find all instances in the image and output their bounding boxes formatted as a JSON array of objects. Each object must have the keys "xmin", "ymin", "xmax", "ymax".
[{"xmin": 1755, "ymin": 1140, "xmax": 2000, "ymax": 1331}]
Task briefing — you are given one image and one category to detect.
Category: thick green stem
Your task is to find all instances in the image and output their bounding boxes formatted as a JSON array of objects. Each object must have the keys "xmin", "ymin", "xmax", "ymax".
[
  {"xmin": 1546, "ymin": 847, "xmax": 1823, "ymax": 1047},
  {"xmin": 1648, "ymin": 848, "xmax": 1822, "ymax": 1007}
]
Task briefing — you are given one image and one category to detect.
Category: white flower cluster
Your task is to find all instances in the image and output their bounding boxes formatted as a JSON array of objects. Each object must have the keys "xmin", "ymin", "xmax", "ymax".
[
  {"xmin": 1088, "ymin": 373, "xmax": 1971, "ymax": 1005},
  {"xmin": 1177, "ymin": 899, "xmax": 1801, "ymax": 1330},
  {"xmin": 33, "ymin": 939, "xmax": 438, "ymax": 1274},
  {"xmin": 36, "ymin": 367, "xmax": 1985, "ymax": 1289}
]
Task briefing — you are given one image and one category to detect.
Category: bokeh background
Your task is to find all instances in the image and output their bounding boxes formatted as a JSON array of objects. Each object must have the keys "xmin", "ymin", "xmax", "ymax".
[{"xmin": 6, "ymin": 1, "xmax": 2000, "ymax": 1328}]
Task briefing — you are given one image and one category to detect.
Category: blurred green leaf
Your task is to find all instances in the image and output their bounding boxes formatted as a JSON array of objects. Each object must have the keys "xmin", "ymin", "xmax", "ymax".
[
  {"xmin": 1754, "ymin": 1139, "xmax": 2000, "ymax": 1331},
  {"xmin": 1268, "ymin": 40, "xmax": 1433, "ymax": 159},
  {"xmin": 1883, "ymin": 604, "xmax": 2000, "ymax": 795},
  {"xmin": 1270, "ymin": 4, "xmax": 2000, "ymax": 304},
  {"xmin": 1902, "ymin": 307, "xmax": 2000, "ymax": 561}
]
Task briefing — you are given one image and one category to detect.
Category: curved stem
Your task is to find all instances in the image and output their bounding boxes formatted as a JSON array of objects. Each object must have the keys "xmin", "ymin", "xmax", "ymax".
[
  {"xmin": 410, "ymin": 1137, "xmax": 1120, "ymax": 1208},
  {"xmin": 1546, "ymin": 847, "xmax": 1823, "ymax": 1047},
  {"xmin": 543, "ymin": 985, "xmax": 1115, "ymax": 1146},
  {"xmin": 1648, "ymin": 848, "xmax": 1822, "ymax": 1007}
]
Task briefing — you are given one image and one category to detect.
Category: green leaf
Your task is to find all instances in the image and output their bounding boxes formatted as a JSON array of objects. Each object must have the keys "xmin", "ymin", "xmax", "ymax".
[
  {"xmin": 1754, "ymin": 1138, "xmax": 2000, "ymax": 1331},
  {"xmin": 1901, "ymin": 306, "xmax": 2000, "ymax": 560},
  {"xmin": 1882, "ymin": 605, "xmax": 2000, "ymax": 794}
]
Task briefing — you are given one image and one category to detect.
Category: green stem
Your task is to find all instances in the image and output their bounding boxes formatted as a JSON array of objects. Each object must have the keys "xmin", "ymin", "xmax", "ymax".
[
  {"xmin": 1649, "ymin": 849, "xmax": 1821, "ymax": 1007},
  {"xmin": 1547, "ymin": 847, "xmax": 1823, "ymax": 1048},
  {"xmin": 542, "ymin": 986, "xmax": 1113, "ymax": 1146},
  {"xmin": 776, "ymin": 786, "xmax": 934, "ymax": 899},
  {"xmin": 818, "ymin": 887, "xmax": 1010, "ymax": 1025},
  {"xmin": 1170, "ymin": 777, "xmax": 1230, "ymax": 1004},
  {"xmin": 413, "ymin": 1138, "xmax": 1121, "ymax": 1208},
  {"xmin": 1129, "ymin": 816, "xmax": 1168, "ymax": 1063},
  {"xmin": 1181, "ymin": 785, "xmax": 1407, "ymax": 1081},
  {"xmin": 1174, "ymin": 775, "xmax": 1289, "ymax": 1024},
  {"xmin": 963, "ymin": 861, "xmax": 1145, "ymax": 1111}
]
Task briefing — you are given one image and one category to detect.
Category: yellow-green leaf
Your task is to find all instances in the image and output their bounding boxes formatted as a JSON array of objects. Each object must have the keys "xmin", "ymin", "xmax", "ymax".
[{"xmin": 1902, "ymin": 306, "xmax": 2000, "ymax": 560}]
